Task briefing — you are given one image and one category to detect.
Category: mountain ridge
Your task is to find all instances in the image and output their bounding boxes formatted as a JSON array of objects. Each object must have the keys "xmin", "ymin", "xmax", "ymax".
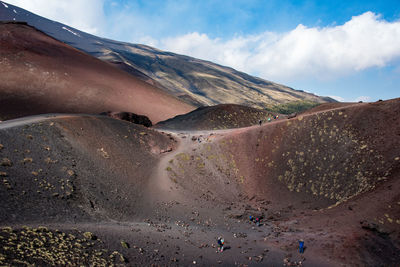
[{"xmin": 0, "ymin": 1, "xmax": 336, "ymax": 108}]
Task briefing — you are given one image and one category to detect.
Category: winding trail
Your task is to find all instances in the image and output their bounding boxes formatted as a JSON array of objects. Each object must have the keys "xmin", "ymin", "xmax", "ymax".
[
  {"xmin": 146, "ymin": 102, "xmax": 368, "ymax": 205},
  {"xmin": 148, "ymin": 129, "xmax": 229, "ymax": 204}
]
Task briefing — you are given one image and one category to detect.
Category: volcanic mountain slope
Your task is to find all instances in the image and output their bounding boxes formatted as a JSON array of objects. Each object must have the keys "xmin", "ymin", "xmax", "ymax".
[
  {"xmin": 155, "ymin": 104, "xmax": 283, "ymax": 131},
  {"xmin": 1, "ymin": 99, "xmax": 399, "ymax": 266},
  {"xmin": 0, "ymin": 114, "xmax": 291, "ymax": 266},
  {"xmin": 0, "ymin": 1, "xmax": 335, "ymax": 108},
  {"xmin": 0, "ymin": 22, "xmax": 194, "ymax": 123},
  {"xmin": 162, "ymin": 98, "xmax": 400, "ymax": 266}
]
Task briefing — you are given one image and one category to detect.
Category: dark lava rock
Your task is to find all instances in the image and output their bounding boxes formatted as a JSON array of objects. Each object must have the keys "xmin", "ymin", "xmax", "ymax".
[
  {"xmin": 100, "ymin": 111, "xmax": 152, "ymax": 127},
  {"xmin": 360, "ymin": 220, "xmax": 390, "ymax": 236}
]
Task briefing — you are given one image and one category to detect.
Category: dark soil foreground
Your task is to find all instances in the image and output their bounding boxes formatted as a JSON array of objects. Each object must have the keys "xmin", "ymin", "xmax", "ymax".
[{"xmin": 0, "ymin": 98, "xmax": 399, "ymax": 266}]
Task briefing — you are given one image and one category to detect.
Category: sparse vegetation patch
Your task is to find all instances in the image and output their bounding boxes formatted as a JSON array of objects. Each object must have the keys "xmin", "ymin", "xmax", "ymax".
[
  {"xmin": 0, "ymin": 226, "xmax": 127, "ymax": 266},
  {"xmin": 265, "ymin": 100, "xmax": 320, "ymax": 114}
]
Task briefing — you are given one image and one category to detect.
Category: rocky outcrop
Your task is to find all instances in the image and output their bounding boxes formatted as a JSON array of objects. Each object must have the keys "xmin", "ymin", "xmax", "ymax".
[{"xmin": 100, "ymin": 111, "xmax": 152, "ymax": 127}]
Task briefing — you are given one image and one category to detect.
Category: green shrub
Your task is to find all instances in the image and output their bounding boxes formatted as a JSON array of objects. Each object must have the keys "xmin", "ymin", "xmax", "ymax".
[{"xmin": 265, "ymin": 101, "xmax": 320, "ymax": 114}]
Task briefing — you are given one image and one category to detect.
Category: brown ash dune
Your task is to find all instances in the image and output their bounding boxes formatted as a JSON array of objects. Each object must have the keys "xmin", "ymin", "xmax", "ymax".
[
  {"xmin": 0, "ymin": 22, "xmax": 194, "ymax": 123},
  {"xmin": 154, "ymin": 104, "xmax": 282, "ymax": 131},
  {"xmin": 164, "ymin": 98, "xmax": 400, "ymax": 266}
]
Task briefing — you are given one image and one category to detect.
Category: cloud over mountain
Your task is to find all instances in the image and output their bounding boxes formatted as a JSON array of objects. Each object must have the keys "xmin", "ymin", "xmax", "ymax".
[
  {"xmin": 157, "ymin": 12, "xmax": 400, "ymax": 81},
  {"xmin": 3, "ymin": 1, "xmax": 399, "ymax": 102}
]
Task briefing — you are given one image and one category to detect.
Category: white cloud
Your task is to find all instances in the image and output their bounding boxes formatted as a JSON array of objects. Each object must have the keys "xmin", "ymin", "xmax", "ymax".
[
  {"xmin": 329, "ymin": 95, "xmax": 346, "ymax": 102},
  {"xmin": 5, "ymin": 0, "xmax": 105, "ymax": 34},
  {"xmin": 155, "ymin": 12, "xmax": 400, "ymax": 82},
  {"xmin": 158, "ymin": 32, "xmax": 266, "ymax": 73},
  {"xmin": 354, "ymin": 96, "xmax": 371, "ymax": 102},
  {"xmin": 138, "ymin": 36, "xmax": 160, "ymax": 48}
]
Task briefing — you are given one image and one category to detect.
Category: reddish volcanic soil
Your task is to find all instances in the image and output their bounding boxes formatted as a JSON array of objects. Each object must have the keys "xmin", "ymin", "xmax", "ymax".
[
  {"xmin": 0, "ymin": 98, "xmax": 399, "ymax": 266},
  {"xmin": 0, "ymin": 23, "xmax": 194, "ymax": 123}
]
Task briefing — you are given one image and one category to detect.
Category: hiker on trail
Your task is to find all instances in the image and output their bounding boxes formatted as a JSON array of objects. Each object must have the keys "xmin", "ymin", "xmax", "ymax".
[
  {"xmin": 255, "ymin": 217, "xmax": 261, "ymax": 226},
  {"xmin": 249, "ymin": 215, "xmax": 254, "ymax": 223},
  {"xmin": 259, "ymin": 120, "xmax": 262, "ymax": 126},
  {"xmin": 298, "ymin": 239, "xmax": 304, "ymax": 253},
  {"xmin": 267, "ymin": 117, "xmax": 271, "ymax": 122},
  {"xmin": 217, "ymin": 237, "xmax": 225, "ymax": 252}
]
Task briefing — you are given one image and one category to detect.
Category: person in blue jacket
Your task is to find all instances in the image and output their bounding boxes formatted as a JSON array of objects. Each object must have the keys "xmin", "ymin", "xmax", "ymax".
[{"xmin": 299, "ymin": 239, "xmax": 304, "ymax": 253}]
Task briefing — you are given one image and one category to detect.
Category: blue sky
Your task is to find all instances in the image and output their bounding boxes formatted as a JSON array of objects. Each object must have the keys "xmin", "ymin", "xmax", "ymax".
[
  {"xmin": 6, "ymin": 0, "xmax": 400, "ymax": 102},
  {"xmin": 103, "ymin": 0, "xmax": 400, "ymax": 39}
]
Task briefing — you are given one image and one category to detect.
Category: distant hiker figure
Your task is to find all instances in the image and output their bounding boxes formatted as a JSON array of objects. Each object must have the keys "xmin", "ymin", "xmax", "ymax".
[
  {"xmin": 249, "ymin": 215, "xmax": 254, "ymax": 223},
  {"xmin": 259, "ymin": 120, "xmax": 262, "ymax": 126},
  {"xmin": 299, "ymin": 239, "xmax": 304, "ymax": 253},
  {"xmin": 217, "ymin": 237, "xmax": 225, "ymax": 252},
  {"xmin": 267, "ymin": 117, "xmax": 271, "ymax": 122},
  {"xmin": 255, "ymin": 217, "xmax": 261, "ymax": 226}
]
